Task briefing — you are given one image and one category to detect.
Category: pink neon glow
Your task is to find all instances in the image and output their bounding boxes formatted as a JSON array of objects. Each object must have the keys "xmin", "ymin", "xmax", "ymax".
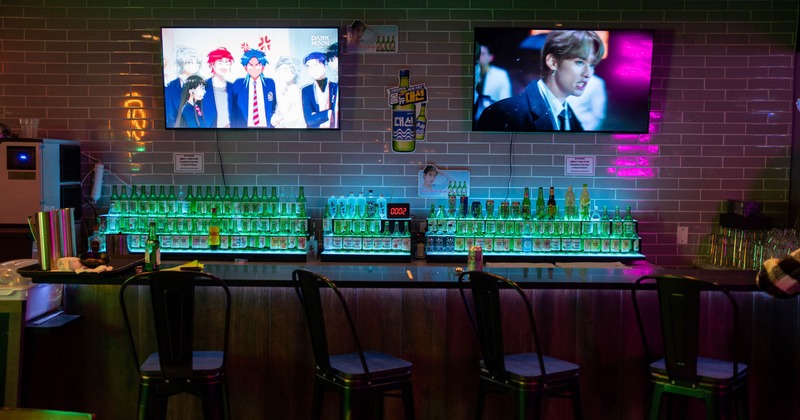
[
  {"xmin": 608, "ymin": 167, "xmax": 655, "ymax": 177},
  {"xmin": 616, "ymin": 145, "xmax": 659, "ymax": 154}
]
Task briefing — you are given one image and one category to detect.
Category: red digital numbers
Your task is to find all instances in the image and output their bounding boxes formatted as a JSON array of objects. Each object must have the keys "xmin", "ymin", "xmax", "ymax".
[{"xmin": 387, "ymin": 203, "xmax": 410, "ymax": 218}]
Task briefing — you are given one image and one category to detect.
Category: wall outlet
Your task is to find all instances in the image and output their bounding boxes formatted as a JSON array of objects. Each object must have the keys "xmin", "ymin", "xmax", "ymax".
[{"xmin": 677, "ymin": 226, "xmax": 688, "ymax": 244}]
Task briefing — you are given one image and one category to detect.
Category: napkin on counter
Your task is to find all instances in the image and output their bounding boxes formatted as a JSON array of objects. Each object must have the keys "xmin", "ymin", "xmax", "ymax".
[{"xmin": 56, "ymin": 257, "xmax": 114, "ymax": 274}]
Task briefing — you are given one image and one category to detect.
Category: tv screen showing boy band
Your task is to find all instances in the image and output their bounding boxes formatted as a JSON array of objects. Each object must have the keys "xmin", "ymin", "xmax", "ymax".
[
  {"xmin": 161, "ymin": 27, "xmax": 339, "ymax": 130},
  {"xmin": 473, "ymin": 28, "xmax": 654, "ymax": 134}
]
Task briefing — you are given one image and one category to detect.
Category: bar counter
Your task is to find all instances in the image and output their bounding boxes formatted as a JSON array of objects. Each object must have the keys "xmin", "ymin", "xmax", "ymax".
[
  {"xmin": 20, "ymin": 258, "xmax": 798, "ymax": 420},
  {"xmin": 27, "ymin": 255, "xmax": 759, "ymax": 290}
]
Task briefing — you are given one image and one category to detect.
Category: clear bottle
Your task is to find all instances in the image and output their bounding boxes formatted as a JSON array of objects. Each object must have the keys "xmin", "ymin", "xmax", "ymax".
[
  {"xmin": 356, "ymin": 191, "xmax": 366, "ymax": 219},
  {"xmin": 144, "ymin": 222, "xmax": 160, "ymax": 271},
  {"xmin": 376, "ymin": 194, "xmax": 388, "ymax": 219},
  {"xmin": 336, "ymin": 194, "xmax": 347, "ymax": 220},
  {"xmin": 327, "ymin": 194, "xmax": 339, "ymax": 219},
  {"xmin": 579, "ymin": 184, "xmax": 591, "ymax": 220},
  {"xmin": 208, "ymin": 207, "xmax": 221, "ymax": 250},
  {"xmin": 590, "ymin": 205, "xmax": 601, "ymax": 236},
  {"xmin": 88, "ymin": 218, "xmax": 105, "ymax": 253},
  {"xmin": 391, "ymin": 69, "xmax": 416, "ymax": 153},
  {"xmin": 366, "ymin": 190, "xmax": 376, "ymax": 218},
  {"xmin": 346, "ymin": 192, "xmax": 357, "ymax": 218}
]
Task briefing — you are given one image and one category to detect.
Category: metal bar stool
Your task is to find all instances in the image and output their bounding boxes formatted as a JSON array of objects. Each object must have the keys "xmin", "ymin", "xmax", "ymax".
[
  {"xmin": 458, "ymin": 270, "xmax": 582, "ymax": 420},
  {"xmin": 119, "ymin": 270, "xmax": 232, "ymax": 420},
  {"xmin": 292, "ymin": 268, "xmax": 415, "ymax": 420}
]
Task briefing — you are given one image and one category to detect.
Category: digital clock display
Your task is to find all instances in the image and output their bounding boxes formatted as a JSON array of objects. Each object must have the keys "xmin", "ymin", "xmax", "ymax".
[{"xmin": 387, "ymin": 203, "xmax": 411, "ymax": 218}]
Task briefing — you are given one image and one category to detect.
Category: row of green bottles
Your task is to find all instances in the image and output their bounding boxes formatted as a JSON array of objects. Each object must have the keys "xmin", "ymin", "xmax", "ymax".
[
  {"xmin": 426, "ymin": 230, "xmax": 640, "ymax": 254},
  {"xmin": 428, "ymin": 205, "xmax": 636, "ymax": 238},
  {"xmin": 323, "ymin": 221, "xmax": 411, "ymax": 253},
  {"xmin": 109, "ymin": 185, "xmax": 307, "ymax": 218}
]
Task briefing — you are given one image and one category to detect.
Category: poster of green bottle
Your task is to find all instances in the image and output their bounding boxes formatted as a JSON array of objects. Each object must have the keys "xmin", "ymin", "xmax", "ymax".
[{"xmin": 387, "ymin": 69, "xmax": 428, "ymax": 153}]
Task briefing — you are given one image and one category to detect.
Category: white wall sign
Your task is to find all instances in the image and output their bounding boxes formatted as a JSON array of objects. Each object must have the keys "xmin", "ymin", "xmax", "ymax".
[
  {"xmin": 174, "ymin": 153, "xmax": 204, "ymax": 173},
  {"xmin": 565, "ymin": 156, "xmax": 595, "ymax": 176}
]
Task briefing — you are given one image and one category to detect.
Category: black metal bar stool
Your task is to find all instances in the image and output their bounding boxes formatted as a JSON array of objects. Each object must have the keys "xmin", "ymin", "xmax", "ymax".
[
  {"xmin": 292, "ymin": 268, "xmax": 415, "ymax": 420},
  {"xmin": 632, "ymin": 275, "xmax": 749, "ymax": 420},
  {"xmin": 119, "ymin": 270, "xmax": 232, "ymax": 420},
  {"xmin": 458, "ymin": 270, "xmax": 582, "ymax": 420}
]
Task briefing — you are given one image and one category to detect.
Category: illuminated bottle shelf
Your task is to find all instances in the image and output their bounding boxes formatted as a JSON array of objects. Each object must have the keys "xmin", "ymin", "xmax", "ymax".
[
  {"xmin": 102, "ymin": 213, "xmax": 310, "ymax": 262},
  {"xmin": 320, "ymin": 217, "xmax": 412, "ymax": 262},
  {"xmin": 424, "ymin": 214, "xmax": 643, "ymax": 263}
]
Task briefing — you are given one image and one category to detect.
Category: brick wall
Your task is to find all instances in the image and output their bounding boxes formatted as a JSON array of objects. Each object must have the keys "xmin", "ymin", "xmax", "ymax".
[{"xmin": 1, "ymin": 1, "xmax": 797, "ymax": 266}]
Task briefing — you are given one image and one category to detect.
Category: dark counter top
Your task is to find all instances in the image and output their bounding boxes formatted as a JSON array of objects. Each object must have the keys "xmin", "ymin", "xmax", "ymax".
[{"xmin": 24, "ymin": 255, "xmax": 761, "ymax": 291}]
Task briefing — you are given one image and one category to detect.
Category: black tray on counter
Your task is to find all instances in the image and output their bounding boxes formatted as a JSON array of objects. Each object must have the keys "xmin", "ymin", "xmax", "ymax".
[{"xmin": 19, "ymin": 254, "xmax": 144, "ymax": 282}]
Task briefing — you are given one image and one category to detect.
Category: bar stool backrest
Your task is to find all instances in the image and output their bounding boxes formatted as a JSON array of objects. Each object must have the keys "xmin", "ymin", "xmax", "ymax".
[
  {"xmin": 119, "ymin": 270, "xmax": 231, "ymax": 381},
  {"xmin": 458, "ymin": 270, "xmax": 548, "ymax": 383},
  {"xmin": 292, "ymin": 269, "xmax": 372, "ymax": 382},
  {"xmin": 632, "ymin": 275, "xmax": 741, "ymax": 388}
]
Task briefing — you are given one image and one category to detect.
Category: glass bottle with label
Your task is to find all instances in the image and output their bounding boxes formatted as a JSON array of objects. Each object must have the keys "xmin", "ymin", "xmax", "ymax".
[
  {"xmin": 144, "ymin": 222, "xmax": 160, "ymax": 271},
  {"xmin": 547, "ymin": 186, "xmax": 557, "ymax": 219},
  {"xmin": 415, "ymin": 103, "xmax": 427, "ymax": 140},
  {"xmin": 392, "ymin": 69, "xmax": 416, "ymax": 153},
  {"xmin": 209, "ymin": 207, "xmax": 221, "ymax": 250}
]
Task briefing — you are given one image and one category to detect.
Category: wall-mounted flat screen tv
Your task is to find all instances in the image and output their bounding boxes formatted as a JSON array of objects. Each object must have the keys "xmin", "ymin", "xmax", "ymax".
[
  {"xmin": 472, "ymin": 28, "xmax": 654, "ymax": 134},
  {"xmin": 160, "ymin": 27, "xmax": 339, "ymax": 130}
]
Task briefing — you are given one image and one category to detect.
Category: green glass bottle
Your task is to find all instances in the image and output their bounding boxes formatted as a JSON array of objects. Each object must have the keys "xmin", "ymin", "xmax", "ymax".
[
  {"xmin": 144, "ymin": 222, "xmax": 160, "ymax": 271},
  {"xmin": 148, "ymin": 185, "xmax": 157, "ymax": 215},
  {"xmin": 212, "ymin": 186, "xmax": 222, "ymax": 216},
  {"xmin": 157, "ymin": 185, "xmax": 167, "ymax": 215},
  {"xmin": 521, "ymin": 187, "xmax": 531, "ymax": 220},
  {"xmin": 296, "ymin": 186, "xmax": 307, "ymax": 217},
  {"xmin": 209, "ymin": 207, "xmax": 221, "ymax": 250},
  {"xmin": 109, "ymin": 185, "xmax": 120, "ymax": 215},
  {"xmin": 535, "ymin": 187, "xmax": 545, "ymax": 220},
  {"xmin": 118, "ymin": 185, "xmax": 129, "ymax": 216},
  {"xmin": 166, "ymin": 185, "xmax": 177, "ymax": 215},
  {"xmin": 268, "ymin": 187, "xmax": 279, "ymax": 217},
  {"xmin": 186, "ymin": 185, "xmax": 196, "ymax": 215}
]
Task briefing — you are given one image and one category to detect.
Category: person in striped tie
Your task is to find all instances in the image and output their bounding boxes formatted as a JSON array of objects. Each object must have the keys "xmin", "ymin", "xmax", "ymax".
[{"xmin": 230, "ymin": 49, "xmax": 277, "ymax": 128}]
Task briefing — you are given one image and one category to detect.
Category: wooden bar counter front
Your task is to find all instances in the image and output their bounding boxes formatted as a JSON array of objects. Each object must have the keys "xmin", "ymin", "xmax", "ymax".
[{"xmin": 22, "ymin": 258, "xmax": 797, "ymax": 420}]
